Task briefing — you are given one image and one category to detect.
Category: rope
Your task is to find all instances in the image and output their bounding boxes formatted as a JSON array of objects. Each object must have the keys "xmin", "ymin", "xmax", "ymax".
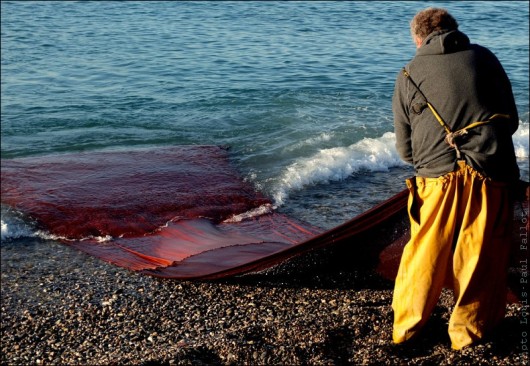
[{"xmin": 401, "ymin": 68, "xmax": 510, "ymax": 160}]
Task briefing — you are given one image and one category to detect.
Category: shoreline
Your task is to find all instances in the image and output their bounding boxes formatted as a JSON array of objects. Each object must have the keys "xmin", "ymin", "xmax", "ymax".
[{"xmin": 1, "ymin": 238, "xmax": 527, "ymax": 365}]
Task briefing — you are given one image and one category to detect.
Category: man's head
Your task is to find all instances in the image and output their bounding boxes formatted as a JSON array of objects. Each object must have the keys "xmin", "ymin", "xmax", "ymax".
[{"xmin": 410, "ymin": 8, "xmax": 459, "ymax": 48}]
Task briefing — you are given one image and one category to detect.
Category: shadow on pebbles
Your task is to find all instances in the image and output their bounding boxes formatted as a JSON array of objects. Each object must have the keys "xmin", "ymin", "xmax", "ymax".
[{"xmin": 1, "ymin": 238, "xmax": 528, "ymax": 365}]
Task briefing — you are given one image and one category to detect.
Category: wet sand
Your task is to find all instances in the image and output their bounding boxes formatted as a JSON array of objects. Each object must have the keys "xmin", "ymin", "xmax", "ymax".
[{"xmin": 1, "ymin": 238, "xmax": 527, "ymax": 365}]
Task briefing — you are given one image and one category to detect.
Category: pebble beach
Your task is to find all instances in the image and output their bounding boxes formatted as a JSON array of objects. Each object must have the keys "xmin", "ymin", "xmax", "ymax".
[
  {"xmin": 1, "ymin": 238, "xmax": 527, "ymax": 365},
  {"xmin": 2, "ymin": 2, "xmax": 529, "ymax": 364}
]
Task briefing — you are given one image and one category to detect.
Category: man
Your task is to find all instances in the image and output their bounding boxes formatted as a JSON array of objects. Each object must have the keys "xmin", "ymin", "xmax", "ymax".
[{"xmin": 392, "ymin": 8, "xmax": 520, "ymax": 350}]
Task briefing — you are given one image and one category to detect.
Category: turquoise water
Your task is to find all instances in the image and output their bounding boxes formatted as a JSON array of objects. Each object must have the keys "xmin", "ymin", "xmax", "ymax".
[{"xmin": 1, "ymin": 1, "xmax": 529, "ymax": 233}]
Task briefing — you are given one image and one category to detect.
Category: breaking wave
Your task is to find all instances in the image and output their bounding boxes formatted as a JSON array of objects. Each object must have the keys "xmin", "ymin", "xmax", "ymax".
[{"xmin": 272, "ymin": 132, "xmax": 406, "ymax": 205}]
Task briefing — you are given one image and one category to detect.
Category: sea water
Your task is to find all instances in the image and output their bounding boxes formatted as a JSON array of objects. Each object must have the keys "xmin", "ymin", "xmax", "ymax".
[{"xmin": 1, "ymin": 1, "xmax": 528, "ymax": 239}]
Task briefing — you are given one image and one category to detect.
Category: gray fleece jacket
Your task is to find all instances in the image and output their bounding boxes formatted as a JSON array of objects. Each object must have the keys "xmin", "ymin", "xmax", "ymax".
[{"xmin": 393, "ymin": 29, "xmax": 519, "ymax": 182}]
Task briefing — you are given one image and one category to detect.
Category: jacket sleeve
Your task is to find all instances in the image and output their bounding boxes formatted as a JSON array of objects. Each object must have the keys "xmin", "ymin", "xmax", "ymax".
[
  {"xmin": 498, "ymin": 63, "xmax": 519, "ymax": 135},
  {"xmin": 483, "ymin": 46, "xmax": 519, "ymax": 134},
  {"xmin": 392, "ymin": 71, "xmax": 413, "ymax": 164}
]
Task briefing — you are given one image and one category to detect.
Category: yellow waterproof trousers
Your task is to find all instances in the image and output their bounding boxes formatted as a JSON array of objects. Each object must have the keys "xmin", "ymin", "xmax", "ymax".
[{"xmin": 392, "ymin": 161, "xmax": 513, "ymax": 350}]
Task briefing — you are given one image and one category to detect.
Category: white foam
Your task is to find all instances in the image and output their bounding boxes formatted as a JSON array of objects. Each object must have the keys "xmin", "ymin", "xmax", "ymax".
[
  {"xmin": 0, "ymin": 213, "xmax": 61, "ymax": 242},
  {"xmin": 272, "ymin": 132, "xmax": 406, "ymax": 205},
  {"xmin": 223, "ymin": 204, "xmax": 274, "ymax": 223},
  {"xmin": 1, "ymin": 207, "xmax": 112, "ymax": 243},
  {"xmin": 82, "ymin": 235, "xmax": 112, "ymax": 243},
  {"xmin": 1, "ymin": 220, "xmax": 10, "ymax": 240},
  {"xmin": 1, "ymin": 205, "xmax": 37, "ymax": 241},
  {"xmin": 514, "ymin": 122, "xmax": 529, "ymax": 159}
]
